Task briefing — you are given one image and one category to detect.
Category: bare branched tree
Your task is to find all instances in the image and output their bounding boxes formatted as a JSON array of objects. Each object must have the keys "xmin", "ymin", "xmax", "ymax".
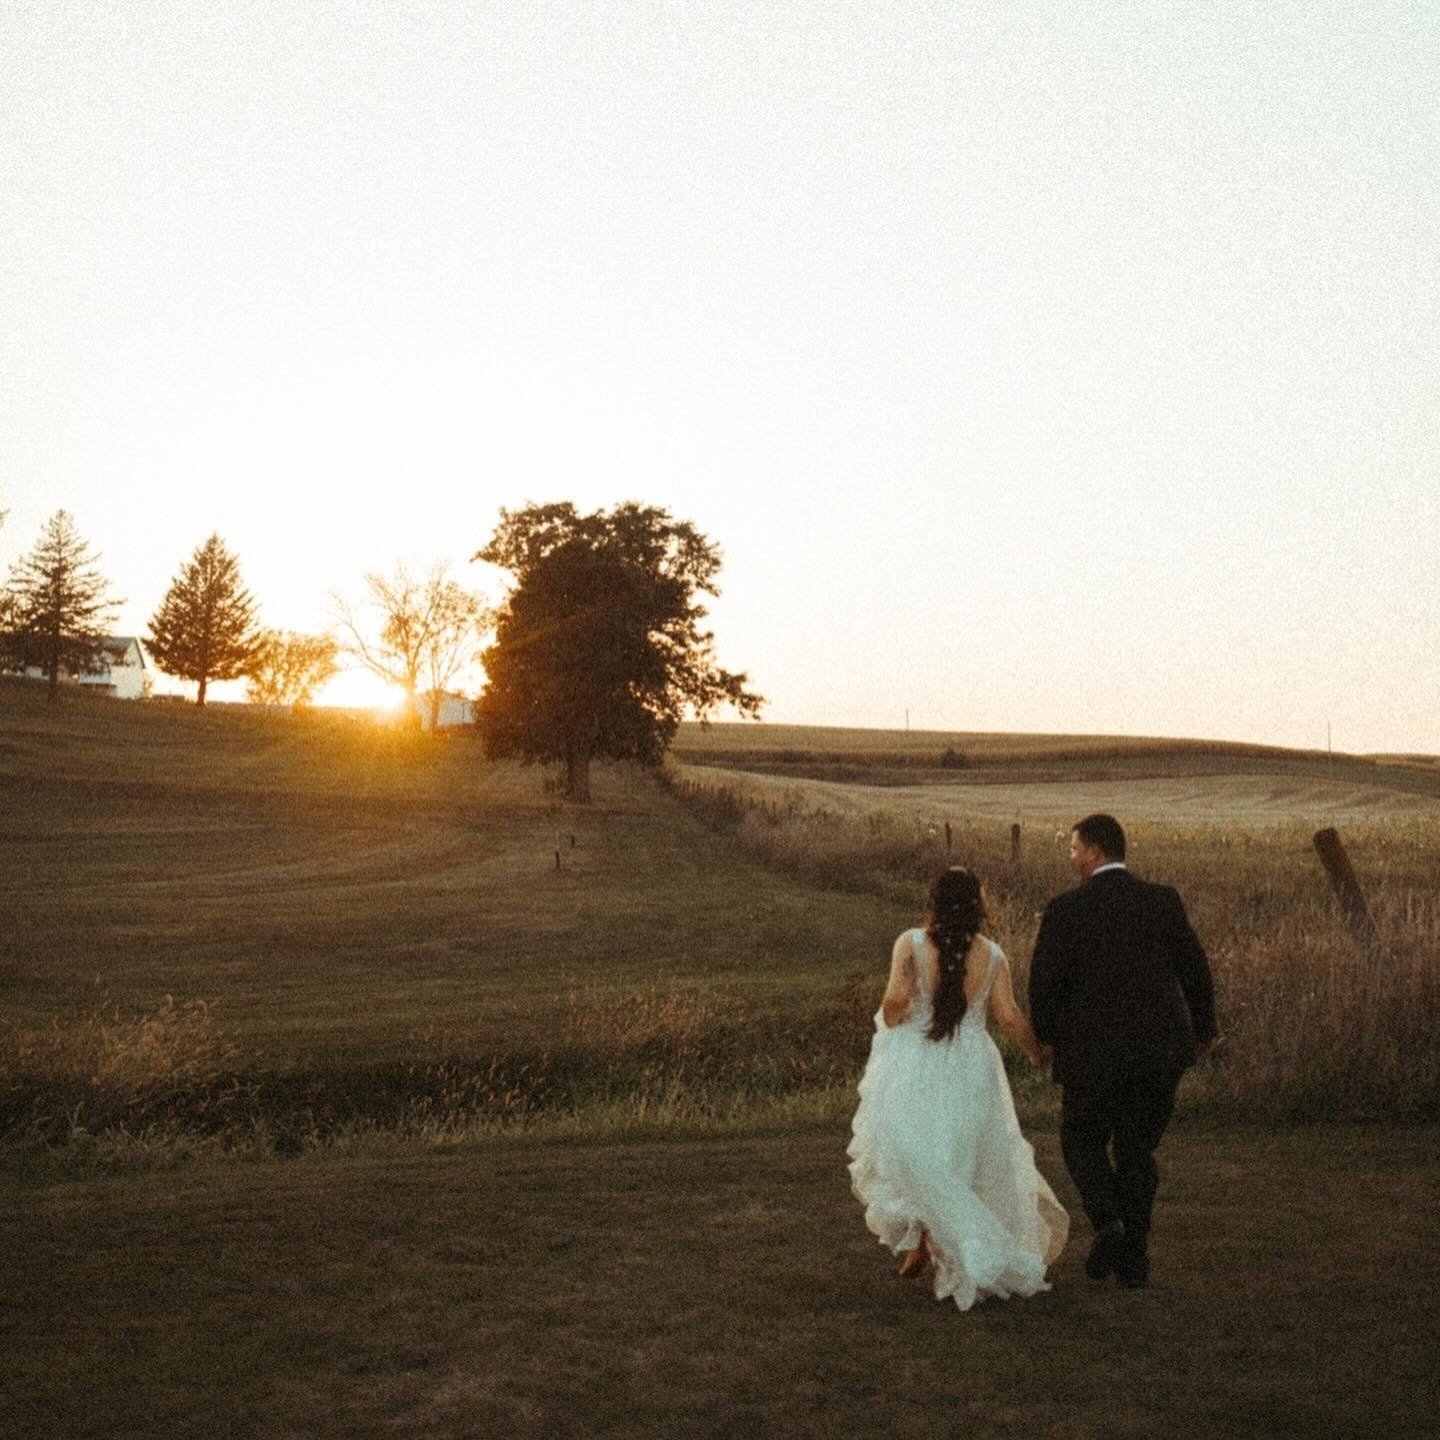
[
  {"xmin": 246, "ymin": 630, "xmax": 339, "ymax": 711},
  {"xmin": 332, "ymin": 563, "xmax": 488, "ymax": 727}
]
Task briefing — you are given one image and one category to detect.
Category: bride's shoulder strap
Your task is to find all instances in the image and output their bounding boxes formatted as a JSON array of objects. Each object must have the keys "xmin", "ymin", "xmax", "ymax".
[{"xmin": 984, "ymin": 935, "xmax": 1006, "ymax": 980}]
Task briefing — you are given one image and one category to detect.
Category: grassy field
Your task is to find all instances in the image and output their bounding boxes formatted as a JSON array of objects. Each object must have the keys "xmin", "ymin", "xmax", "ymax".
[
  {"xmin": 3, "ymin": 683, "xmax": 1437, "ymax": 1436},
  {"xmin": 0, "ymin": 685, "xmax": 886, "ymax": 1069},
  {"xmin": 665, "ymin": 752, "xmax": 1440, "ymax": 1124}
]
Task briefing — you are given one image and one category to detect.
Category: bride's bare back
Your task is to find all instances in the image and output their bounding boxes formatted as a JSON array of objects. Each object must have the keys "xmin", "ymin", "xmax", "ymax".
[{"xmin": 881, "ymin": 928, "xmax": 1045, "ymax": 1064}]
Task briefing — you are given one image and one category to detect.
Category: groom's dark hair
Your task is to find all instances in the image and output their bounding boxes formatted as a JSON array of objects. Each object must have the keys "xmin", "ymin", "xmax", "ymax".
[{"xmin": 1074, "ymin": 813, "xmax": 1126, "ymax": 860}]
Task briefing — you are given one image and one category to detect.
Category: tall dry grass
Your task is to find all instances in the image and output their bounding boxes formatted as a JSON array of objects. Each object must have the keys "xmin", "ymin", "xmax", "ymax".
[
  {"xmin": 666, "ymin": 769, "xmax": 1440, "ymax": 1121},
  {"xmin": 0, "ymin": 980, "xmax": 871, "ymax": 1161},
  {"xmin": 0, "ymin": 997, "xmax": 255, "ymax": 1149}
]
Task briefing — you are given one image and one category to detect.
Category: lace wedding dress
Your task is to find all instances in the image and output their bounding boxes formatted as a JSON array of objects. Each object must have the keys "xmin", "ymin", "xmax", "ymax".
[{"xmin": 847, "ymin": 932, "xmax": 1069, "ymax": 1309}]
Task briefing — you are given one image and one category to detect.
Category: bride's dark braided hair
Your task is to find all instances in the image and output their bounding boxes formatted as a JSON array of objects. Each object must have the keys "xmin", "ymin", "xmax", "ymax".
[{"xmin": 925, "ymin": 866, "xmax": 987, "ymax": 1043}]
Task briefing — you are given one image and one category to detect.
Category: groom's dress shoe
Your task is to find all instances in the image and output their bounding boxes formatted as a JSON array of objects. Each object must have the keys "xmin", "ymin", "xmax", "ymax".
[
  {"xmin": 1084, "ymin": 1221, "xmax": 1126, "ymax": 1281},
  {"xmin": 1114, "ymin": 1238, "xmax": 1150, "ymax": 1289}
]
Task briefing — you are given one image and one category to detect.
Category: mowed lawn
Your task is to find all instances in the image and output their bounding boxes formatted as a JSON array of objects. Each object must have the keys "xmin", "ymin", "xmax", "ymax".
[
  {"xmin": 6, "ymin": 1122, "xmax": 1437, "ymax": 1439},
  {"xmin": 0, "ymin": 685, "xmax": 894, "ymax": 1069}
]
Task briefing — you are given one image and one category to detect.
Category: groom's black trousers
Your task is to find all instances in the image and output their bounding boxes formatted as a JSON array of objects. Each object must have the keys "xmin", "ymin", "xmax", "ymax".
[{"xmin": 1059, "ymin": 1068, "xmax": 1182, "ymax": 1241}]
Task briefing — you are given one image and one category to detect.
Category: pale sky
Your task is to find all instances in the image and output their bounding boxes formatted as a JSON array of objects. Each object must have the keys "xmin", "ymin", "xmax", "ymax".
[{"xmin": 3, "ymin": 2, "xmax": 1436, "ymax": 752}]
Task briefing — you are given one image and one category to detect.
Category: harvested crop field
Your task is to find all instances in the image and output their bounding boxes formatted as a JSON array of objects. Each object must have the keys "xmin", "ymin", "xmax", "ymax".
[{"xmin": 675, "ymin": 764, "xmax": 1440, "ymax": 826}]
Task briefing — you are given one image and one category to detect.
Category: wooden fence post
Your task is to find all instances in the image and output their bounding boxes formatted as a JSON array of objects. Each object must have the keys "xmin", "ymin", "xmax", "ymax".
[
  {"xmin": 1312, "ymin": 827, "xmax": 1379, "ymax": 949},
  {"xmin": 944, "ymin": 821, "xmax": 952, "ymax": 854},
  {"xmin": 1011, "ymin": 823, "xmax": 1022, "ymax": 867}
]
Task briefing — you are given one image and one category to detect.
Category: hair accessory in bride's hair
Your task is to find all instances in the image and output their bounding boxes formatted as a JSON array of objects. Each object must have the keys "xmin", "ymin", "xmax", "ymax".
[{"xmin": 925, "ymin": 865, "xmax": 986, "ymax": 1043}]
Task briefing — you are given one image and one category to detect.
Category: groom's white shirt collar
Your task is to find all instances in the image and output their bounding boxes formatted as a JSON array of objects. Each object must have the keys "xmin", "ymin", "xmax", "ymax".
[{"xmin": 1091, "ymin": 861, "xmax": 1128, "ymax": 878}]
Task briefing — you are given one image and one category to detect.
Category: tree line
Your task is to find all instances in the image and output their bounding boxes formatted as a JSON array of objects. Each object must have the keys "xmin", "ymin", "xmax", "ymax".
[
  {"xmin": 1, "ymin": 502, "xmax": 762, "ymax": 799},
  {"xmin": 0, "ymin": 511, "xmax": 489, "ymax": 726}
]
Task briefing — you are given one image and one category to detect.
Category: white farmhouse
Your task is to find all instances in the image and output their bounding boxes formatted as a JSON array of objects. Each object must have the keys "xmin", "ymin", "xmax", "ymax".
[{"xmin": 22, "ymin": 636, "xmax": 149, "ymax": 699}]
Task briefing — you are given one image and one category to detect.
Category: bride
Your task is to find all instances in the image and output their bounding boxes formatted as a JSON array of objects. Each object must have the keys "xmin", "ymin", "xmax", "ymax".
[{"xmin": 848, "ymin": 866, "xmax": 1069, "ymax": 1309}]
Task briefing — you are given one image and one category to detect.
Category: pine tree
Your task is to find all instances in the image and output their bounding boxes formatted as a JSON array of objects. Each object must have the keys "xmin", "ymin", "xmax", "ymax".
[
  {"xmin": 146, "ymin": 534, "xmax": 260, "ymax": 705},
  {"xmin": 2, "ymin": 510, "xmax": 122, "ymax": 700}
]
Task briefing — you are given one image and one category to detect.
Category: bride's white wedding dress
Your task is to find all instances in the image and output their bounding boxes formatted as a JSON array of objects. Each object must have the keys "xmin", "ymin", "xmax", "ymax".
[{"xmin": 847, "ymin": 931, "xmax": 1069, "ymax": 1310}]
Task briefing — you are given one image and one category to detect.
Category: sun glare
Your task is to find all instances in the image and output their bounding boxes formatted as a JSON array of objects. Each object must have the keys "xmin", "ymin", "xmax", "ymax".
[{"xmin": 317, "ymin": 671, "xmax": 407, "ymax": 713}]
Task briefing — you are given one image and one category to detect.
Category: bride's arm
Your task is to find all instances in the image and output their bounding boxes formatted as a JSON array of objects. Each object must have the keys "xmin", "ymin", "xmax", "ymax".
[
  {"xmin": 880, "ymin": 932, "xmax": 917, "ymax": 1028},
  {"xmin": 989, "ymin": 951, "xmax": 1048, "ymax": 1066}
]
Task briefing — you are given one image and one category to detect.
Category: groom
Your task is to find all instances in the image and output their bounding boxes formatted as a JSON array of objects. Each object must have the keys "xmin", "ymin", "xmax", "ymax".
[{"xmin": 1029, "ymin": 814, "xmax": 1218, "ymax": 1288}]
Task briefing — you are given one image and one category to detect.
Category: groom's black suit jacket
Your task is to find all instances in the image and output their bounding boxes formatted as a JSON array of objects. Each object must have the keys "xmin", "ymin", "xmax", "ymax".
[{"xmin": 1028, "ymin": 868, "xmax": 1217, "ymax": 1092}]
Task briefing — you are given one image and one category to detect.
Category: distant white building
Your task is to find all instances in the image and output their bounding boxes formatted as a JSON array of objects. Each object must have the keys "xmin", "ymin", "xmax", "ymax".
[
  {"xmin": 22, "ymin": 636, "xmax": 149, "ymax": 699},
  {"xmin": 421, "ymin": 691, "xmax": 476, "ymax": 731}
]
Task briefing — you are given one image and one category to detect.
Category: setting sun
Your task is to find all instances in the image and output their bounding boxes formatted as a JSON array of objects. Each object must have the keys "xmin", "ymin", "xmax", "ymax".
[{"xmin": 317, "ymin": 670, "xmax": 409, "ymax": 713}]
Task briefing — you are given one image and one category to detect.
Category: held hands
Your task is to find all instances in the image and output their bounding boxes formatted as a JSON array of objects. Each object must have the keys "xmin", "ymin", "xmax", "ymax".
[{"xmin": 1195, "ymin": 1035, "xmax": 1222, "ymax": 1061}]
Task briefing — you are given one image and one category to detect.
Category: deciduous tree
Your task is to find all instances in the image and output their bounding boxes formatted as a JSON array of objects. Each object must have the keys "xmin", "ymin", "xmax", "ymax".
[
  {"xmin": 474, "ymin": 502, "xmax": 763, "ymax": 801},
  {"xmin": 246, "ymin": 630, "xmax": 339, "ymax": 711},
  {"xmin": 2, "ymin": 510, "xmax": 122, "ymax": 700},
  {"xmin": 146, "ymin": 534, "xmax": 261, "ymax": 705},
  {"xmin": 333, "ymin": 563, "xmax": 488, "ymax": 728}
]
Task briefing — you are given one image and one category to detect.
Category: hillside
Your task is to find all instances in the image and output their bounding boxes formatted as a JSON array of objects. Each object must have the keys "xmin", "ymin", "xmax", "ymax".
[
  {"xmin": 4, "ymin": 680, "xmax": 1435, "ymax": 1097},
  {"xmin": 0, "ymin": 681, "xmax": 893, "ymax": 1069}
]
